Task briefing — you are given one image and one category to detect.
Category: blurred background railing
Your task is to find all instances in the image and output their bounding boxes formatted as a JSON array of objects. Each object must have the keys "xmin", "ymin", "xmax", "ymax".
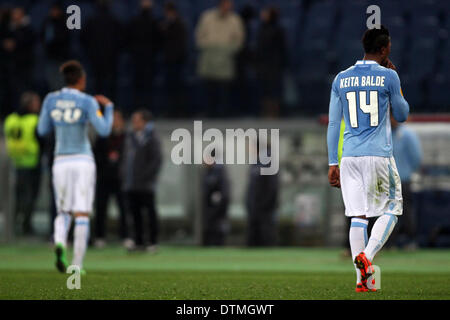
[{"xmin": 2, "ymin": 118, "xmax": 450, "ymax": 247}]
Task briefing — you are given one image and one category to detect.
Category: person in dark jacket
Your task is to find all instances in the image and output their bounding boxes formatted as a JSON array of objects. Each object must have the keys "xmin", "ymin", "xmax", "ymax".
[
  {"xmin": 41, "ymin": 2, "xmax": 70, "ymax": 90},
  {"xmin": 160, "ymin": 2, "xmax": 187, "ymax": 117},
  {"xmin": 235, "ymin": 4, "xmax": 256, "ymax": 116},
  {"xmin": 246, "ymin": 143, "xmax": 279, "ymax": 246},
  {"xmin": 43, "ymin": 130, "xmax": 57, "ymax": 241},
  {"xmin": 80, "ymin": 0, "xmax": 122, "ymax": 100},
  {"xmin": 201, "ymin": 150, "xmax": 230, "ymax": 246},
  {"xmin": 127, "ymin": 0, "xmax": 161, "ymax": 109},
  {"xmin": 0, "ymin": 6, "xmax": 35, "ymax": 118},
  {"xmin": 94, "ymin": 110, "xmax": 130, "ymax": 248},
  {"xmin": 122, "ymin": 109, "xmax": 162, "ymax": 251},
  {"xmin": 255, "ymin": 6, "xmax": 286, "ymax": 117}
]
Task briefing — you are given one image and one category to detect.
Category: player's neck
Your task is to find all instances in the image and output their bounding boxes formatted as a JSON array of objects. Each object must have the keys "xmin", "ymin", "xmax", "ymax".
[
  {"xmin": 66, "ymin": 84, "xmax": 83, "ymax": 92},
  {"xmin": 362, "ymin": 54, "xmax": 383, "ymax": 65}
]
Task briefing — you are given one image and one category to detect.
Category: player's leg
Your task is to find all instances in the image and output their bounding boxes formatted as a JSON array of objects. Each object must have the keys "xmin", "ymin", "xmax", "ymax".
[
  {"xmin": 72, "ymin": 212, "xmax": 90, "ymax": 272},
  {"xmin": 340, "ymin": 157, "xmax": 373, "ymax": 291},
  {"xmin": 349, "ymin": 217, "xmax": 368, "ymax": 287},
  {"xmin": 71, "ymin": 159, "xmax": 96, "ymax": 272},
  {"xmin": 363, "ymin": 157, "xmax": 402, "ymax": 261},
  {"xmin": 364, "ymin": 214, "xmax": 398, "ymax": 261},
  {"xmin": 52, "ymin": 159, "xmax": 72, "ymax": 272},
  {"xmin": 353, "ymin": 157, "xmax": 401, "ymax": 289}
]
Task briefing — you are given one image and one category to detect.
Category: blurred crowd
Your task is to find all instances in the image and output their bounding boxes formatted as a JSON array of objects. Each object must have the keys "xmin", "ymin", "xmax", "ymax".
[
  {"xmin": 4, "ymin": 90, "xmax": 281, "ymax": 249},
  {"xmin": 0, "ymin": 0, "xmax": 290, "ymax": 119},
  {"xmin": 0, "ymin": 0, "xmax": 440, "ymax": 248},
  {"xmin": 5, "ymin": 87, "xmax": 426, "ymax": 249},
  {"xmin": 1, "ymin": 0, "xmax": 449, "ymax": 120}
]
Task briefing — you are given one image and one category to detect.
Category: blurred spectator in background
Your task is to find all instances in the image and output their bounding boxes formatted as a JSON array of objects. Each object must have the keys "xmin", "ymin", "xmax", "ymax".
[
  {"xmin": 195, "ymin": 0, "xmax": 244, "ymax": 117},
  {"xmin": 235, "ymin": 4, "xmax": 256, "ymax": 116},
  {"xmin": 3, "ymin": 92, "xmax": 42, "ymax": 235},
  {"xmin": 389, "ymin": 114, "xmax": 423, "ymax": 249},
  {"xmin": 41, "ymin": 2, "xmax": 70, "ymax": 91},
  {"xmin": 246, "ymin": 141, "xmax": 279, "ymax": 246},
  {"xmin": 42, "ymin": 131, "xmax": 57, "ymax": 241},
  {"xmin": 0, "ymin": 6, "xmax": 35, "ymax": 118},
  {"xmin": 0, "ymin": 6, "xmax": 10, "ymax": 118},
  {"xmin": 160, "ymin": 1, "xmax": 188, "ymax": 118},
  {"xmin": 201, "ymin": 149, "xmax": 230, "ymax": 246},
  {"xmin": 128, "ymin": 0, "xmax": 161, "ymax": 110},
  {"xmin": 81, "ymin": 0, "xmax": 121, "ymax": 100},
  {"xmin": 255, "ymin": 6, "xmax": 286, "ymax": 118},
  {"xmin": 122, "ymin": 109, "xmax": 162, "ymax": 252},
  {"xmin": 94, "ymin": 110, "xmax": 131, "ymax": 248}
]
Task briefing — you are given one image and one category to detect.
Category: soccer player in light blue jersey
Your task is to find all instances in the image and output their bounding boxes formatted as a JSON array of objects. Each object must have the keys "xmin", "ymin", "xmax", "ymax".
[
  {"xmin": 38, "ymin": 60, "xmax": 114, "ymax": 274},
  {"xmin": 326, "ymin": 26, "xmax": 409, "ymax": 292}
]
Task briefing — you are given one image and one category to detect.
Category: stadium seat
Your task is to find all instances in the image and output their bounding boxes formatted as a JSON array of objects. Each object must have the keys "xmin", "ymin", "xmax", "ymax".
[
  {"xmin": 410, "ymin": 15, "xmax": 439, "ymax": 39},
  {"xmin": 296, "ymin": 39, "xmax": 329, "ymax": 81},
  {"xmin": 428, "ymin": 75, "xmax": 450, "ymax": 111},
  {"xmin": 335, "ymin": 40, "xmax": 363, "ymax": 71},
  {"xmin": 28, "ymin": 1, "xmax": 51, "ymax": 31},
  {"xmin": 297, "ymin": 79, "xmax": 330, "ymax": 114},
  {"xmin": 109, "ymin": 0, "xmax": 133, "ymax": 23},
  {"xmin": 280, "ymin": 16, "xmax": 301, "ymax": 60},
  {"xmin": 377, "ymin": 0, "xmax": 404, "ymax": 20},
  {"xmin": 401, "ymin": 75, "xmax": 424, "ymax": 111},
  {"xmin": 440, "ymin": 41, "xmax": 450, "ymax": 74},
  {"xmin": 407, "ymin": 0, "xmax": 439, "ymax": 17},
  {"xmin": 406, "ymin": 38, "xmax": 438, "ymax": 79}
]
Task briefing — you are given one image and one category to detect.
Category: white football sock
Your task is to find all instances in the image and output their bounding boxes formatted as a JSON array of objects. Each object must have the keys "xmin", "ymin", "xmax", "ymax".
[
  {"xmin": 364, "ymin": 214, "xmax": 398, "ymax": 261},
  {"xmin": 72, "ymin": 216, "xmax": 90, "ymax": 269},
  {"xmin": 53, "ymin": 212, "xmax": 72, "ymax": 247},
  {"xmin": 349, "ymin": 218, "xmax": 368, "ymax": 284}
]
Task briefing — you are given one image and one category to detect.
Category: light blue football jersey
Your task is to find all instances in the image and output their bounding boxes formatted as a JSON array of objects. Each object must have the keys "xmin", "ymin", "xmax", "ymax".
[
  {"xmin": 37, "ymin": 87, "xmax": 114, "ymax": 156},
  {"xmin": 327, "ymin": 60, "xmax": 409, "ymax": 165}
]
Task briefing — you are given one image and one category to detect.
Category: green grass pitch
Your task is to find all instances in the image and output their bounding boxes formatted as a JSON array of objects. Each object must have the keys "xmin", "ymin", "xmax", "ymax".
[{"xmin": 0, "ymin": 245, "xmax": 449, "ymax": 300}]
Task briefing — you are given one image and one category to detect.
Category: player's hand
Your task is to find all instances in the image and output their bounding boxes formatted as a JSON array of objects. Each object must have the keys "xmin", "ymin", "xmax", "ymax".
[
  {"xmin": 383, "ymin": 58, "xmax": 396, "ymax": 71},
  {"xmin": 328, "ymin": 165, "xmax": 341, "ymax": 188},
  {"xmin": 95, "ymin": 95, "xmax": 113, "ymax": 107}
]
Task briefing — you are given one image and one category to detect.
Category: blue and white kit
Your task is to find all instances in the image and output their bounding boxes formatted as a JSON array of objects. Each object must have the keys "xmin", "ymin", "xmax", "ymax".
[
  {"xmin": 327, "ymin": 60, "xmax": 409, "ymax": 217},
  {"xmin": 38, "ymin": 87, "xmax": 114, "ymax": 213}
]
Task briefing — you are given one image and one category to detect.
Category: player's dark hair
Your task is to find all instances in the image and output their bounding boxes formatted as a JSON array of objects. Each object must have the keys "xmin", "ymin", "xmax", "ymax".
[
  {"xmin": 362, "ymin": 25, "xmax": 390, "ymax": 54},
  {"xmin": 59, "ymin": 60, "xmax": 85, "ymax": 85}
]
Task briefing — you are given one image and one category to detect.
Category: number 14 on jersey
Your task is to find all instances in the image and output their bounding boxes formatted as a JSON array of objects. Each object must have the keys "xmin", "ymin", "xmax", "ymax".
[{"xmin": 346, "ymin": 91, "xmax": 379, "ymax": 128}]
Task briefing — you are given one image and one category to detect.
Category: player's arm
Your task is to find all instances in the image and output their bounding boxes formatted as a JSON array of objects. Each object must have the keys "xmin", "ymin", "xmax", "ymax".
[
  {"xmin": 327, "ymin": 77, "xmax": 343, "ymax": 188},
  {"xmin": 88, "ymin": 95, "xmax": 114, "ymax": 137},
  {"xmin": 388, "ymin": 70, "xmax": 409, "ymax": 122},
  {"xmin": 406, "ymin": 130, "xmax": 423, "ymax": 172},
  {"xmin": 37, "ymin": 95, "xmax": 54, "ymax": 136}
]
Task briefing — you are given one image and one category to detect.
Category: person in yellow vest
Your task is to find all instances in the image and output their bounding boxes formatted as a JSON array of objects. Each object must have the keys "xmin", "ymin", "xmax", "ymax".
[{"xmin": 4, "ymin": 92, "xmax": 42, "ymax": 235}]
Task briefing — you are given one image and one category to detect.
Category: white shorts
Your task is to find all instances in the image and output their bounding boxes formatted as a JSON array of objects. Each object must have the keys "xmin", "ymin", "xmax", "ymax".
[
  {"xmin": 340, "ymin": 156, "xmax": 402, "ymax": 218},
  {"xmin": 52, "ymin": 154, "xmax": 96, "ymax": 214}
]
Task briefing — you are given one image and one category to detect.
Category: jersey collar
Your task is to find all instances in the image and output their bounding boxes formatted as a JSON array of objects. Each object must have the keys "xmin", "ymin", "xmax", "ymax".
[
  {"xmin": 61, "ymin": 87, "xmax": 81, "ymax": 93},
  {"xmin": 355, "ymin": 60, "xmax": 379, "ymax": 65}
]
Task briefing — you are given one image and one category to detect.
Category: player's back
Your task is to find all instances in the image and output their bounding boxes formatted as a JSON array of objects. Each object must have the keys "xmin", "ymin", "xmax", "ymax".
[
  {"xmin": 334, "ymin": 60, "xmax": 408, "ymax": 159},
  {"xmin": 38, "ymin": 87, "xmax": 112, "ymax": 156}
]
